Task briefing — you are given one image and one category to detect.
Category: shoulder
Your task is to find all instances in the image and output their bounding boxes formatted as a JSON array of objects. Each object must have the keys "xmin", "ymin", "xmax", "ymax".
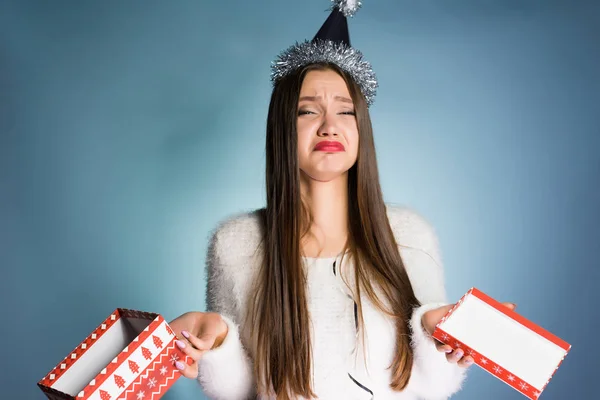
[
  {"xmin": 385, "ymin": 204, "xmax": 448, "ymax": 302},
  {"xmin": 205, "ymin": 209, "xmax": 264, "ymax": 317},
  {"xmin": 385, "ymin": 204, "xmax": 440, "ymax": 254},
  {"xmin": 207, "ymin": 208, "xmax": 265, "ymax": 265}
]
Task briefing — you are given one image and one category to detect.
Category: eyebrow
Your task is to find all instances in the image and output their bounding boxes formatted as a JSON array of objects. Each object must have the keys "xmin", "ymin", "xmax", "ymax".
[{"xmin": 298, "ymin": 95, "xmax": 353, "ymax": 104}]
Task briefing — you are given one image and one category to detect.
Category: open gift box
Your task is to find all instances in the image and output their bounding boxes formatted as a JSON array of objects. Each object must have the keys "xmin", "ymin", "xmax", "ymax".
[
  {"xmin": 38, "ymin": 308, "xmax": 192, "ymax": 400},
  {"xmin": 432, "ymin": 288, "xmax": 571, "ymax": 399}
]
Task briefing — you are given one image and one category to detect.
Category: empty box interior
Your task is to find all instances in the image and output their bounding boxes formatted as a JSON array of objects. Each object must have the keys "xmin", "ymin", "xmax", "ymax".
[
  {"xmin": 50, "ymin": 316, "xmax": 152, "ymax": 396},
  {"xmin": 439, "ymin": 293, "xmax": 568, "ymax": 391}
]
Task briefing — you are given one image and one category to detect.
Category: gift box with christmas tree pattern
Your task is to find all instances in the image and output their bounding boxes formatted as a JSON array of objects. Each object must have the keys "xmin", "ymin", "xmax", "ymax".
[{"xmin": 38, "ymin": 308, "xmax": 191, "ymax": 400}]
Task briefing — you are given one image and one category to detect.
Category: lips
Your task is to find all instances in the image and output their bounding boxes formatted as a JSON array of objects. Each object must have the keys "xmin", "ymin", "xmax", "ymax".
[{"xmin": 314, "ymin": 141, "xmax": 345, "ymax": 152}]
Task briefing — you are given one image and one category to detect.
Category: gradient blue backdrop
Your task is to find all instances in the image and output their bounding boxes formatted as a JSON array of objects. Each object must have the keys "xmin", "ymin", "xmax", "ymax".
[{"xmin": 1, "ymin": 0, "xmax": 598, "ymax": 399}]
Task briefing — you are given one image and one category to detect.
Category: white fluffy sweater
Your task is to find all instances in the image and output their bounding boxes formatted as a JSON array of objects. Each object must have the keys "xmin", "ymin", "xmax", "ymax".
[{"xmin": 196, "ymin": 205, "xmax": 467, "ymax": 399}]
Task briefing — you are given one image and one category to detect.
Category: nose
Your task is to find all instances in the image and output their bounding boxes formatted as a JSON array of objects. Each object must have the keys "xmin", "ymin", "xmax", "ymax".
[{"xmin": 317, "ymin": 112, "xmax": 339, "ymax": 137}]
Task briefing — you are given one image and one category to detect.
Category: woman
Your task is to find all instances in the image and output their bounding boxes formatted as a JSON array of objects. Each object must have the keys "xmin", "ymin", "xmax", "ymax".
[{"xmin": 169, "ymin": 2, "xmax": 514, "ymax": 399}]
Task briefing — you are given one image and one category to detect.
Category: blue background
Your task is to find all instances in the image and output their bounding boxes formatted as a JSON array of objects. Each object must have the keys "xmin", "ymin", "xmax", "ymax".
[{"xmin": 1, "ymin": 0, "xmax": 598, "ymax": 399}]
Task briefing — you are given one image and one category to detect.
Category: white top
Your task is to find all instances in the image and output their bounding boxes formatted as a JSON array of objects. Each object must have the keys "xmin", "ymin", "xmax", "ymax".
[{"xmin": 196, "ymin": 205, "xmax": 467, "ymax": 399}]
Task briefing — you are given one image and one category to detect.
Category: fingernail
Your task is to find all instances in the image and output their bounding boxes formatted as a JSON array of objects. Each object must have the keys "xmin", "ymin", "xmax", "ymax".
[
  {"xmin": 445, "ymin": 348, "xmax": 452, "ymax": 353},
  {"xmin": 181, "ymin": 330, "xmax": 190, "ymax": 339},
  {"xmin": 175, "ymin": 340, "xmax": 186, "ymax": 349},
  {"xmin": 455, "ymin": 350, "xmax": 464, "ymax": 357},
  {"xmin": 465, "ymin": 359, "xmax": 473, "ymax": 364},
  {"xmin": 175, "ymin": 361, "xmax": 185, "ymax": 370}
]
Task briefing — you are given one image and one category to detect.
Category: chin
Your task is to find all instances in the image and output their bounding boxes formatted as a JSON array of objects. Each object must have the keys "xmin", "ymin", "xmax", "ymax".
[{"xmin": 301, "ymin": 168, "xmax": 350, "ymax": 182}]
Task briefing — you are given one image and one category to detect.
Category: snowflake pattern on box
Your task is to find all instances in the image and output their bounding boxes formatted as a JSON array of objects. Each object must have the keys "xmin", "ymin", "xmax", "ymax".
[
  {"xmin": 82, "ymin": 317, "xmax": 189, "ymax": 400},
  {"xmin": 117, "ymin": 342, "xmax": 186, "ymax": 400},
  {"xmin": 433, "ymin": 328, "xmax": 543, "ymax": 399}
]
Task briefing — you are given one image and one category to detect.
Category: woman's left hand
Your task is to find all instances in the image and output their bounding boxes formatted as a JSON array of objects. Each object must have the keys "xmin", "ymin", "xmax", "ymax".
[{"xmin": 421, "ymin": 302, "xmax": 517, "ymax": 368}]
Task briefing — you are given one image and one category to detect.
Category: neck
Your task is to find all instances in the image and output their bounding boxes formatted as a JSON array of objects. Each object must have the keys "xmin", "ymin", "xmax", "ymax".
[{"xmin": 299, "ymin": 171, "xmax": 349, "ymax": 257}]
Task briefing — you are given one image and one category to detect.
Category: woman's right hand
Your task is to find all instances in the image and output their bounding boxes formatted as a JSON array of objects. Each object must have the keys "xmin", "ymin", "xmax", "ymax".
[{"xmin": 168, "ymin": 311, "xmax": 229, "ymax": 379}]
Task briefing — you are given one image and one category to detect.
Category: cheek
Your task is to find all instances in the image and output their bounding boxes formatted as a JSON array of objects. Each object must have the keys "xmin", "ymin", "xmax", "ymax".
[{"xmin": 347, "ymin": 128, "xmax": 359, "ymax": 158}]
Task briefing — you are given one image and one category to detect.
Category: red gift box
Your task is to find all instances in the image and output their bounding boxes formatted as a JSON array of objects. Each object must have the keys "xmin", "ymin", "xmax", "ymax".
[
  {"xmin": 38, "ymin": 308, "xmax": 192, "ymax": 400},
  {"xmin": 432, "ymin": 288, "xmax": 571, "ymax": 399}
]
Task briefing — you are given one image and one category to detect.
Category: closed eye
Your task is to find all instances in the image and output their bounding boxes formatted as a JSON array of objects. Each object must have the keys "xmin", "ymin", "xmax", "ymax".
[{"xmin": 298, "ymin": 110, "xmax": 355, "ymax": 116}]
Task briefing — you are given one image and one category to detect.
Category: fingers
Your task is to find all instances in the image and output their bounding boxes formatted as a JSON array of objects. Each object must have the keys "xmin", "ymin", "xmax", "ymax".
[
  {"xmin": 434, "ymin": 337, "xmax": 468, "ymax": 364},
  {"xmin": 175, "ymin": 337, "xmax": 204, "ymax": 361},
  {"xmin": 502, "ymin": 302, "xmax": 517, "ymax": 311},
  {"xmin": 457, "ymin": 355, "xmax": 474, "ymax": 368},
  {"xmin": 446, "ymin": 347, "xmax": 464, "ymax": 363},
  {"xmin": 437, "ymin": 344, "xmax": 453, "ymax": 354},
  {"xmin": 435, "ymin": 340, "xmax": 453, "ymax": 354},
  {"xmin": 173, "ymin": 330, "xmax": 217, "ymax": 379},
  {"xmin": 444, "ymin": 347, "xmax": 474, "ymax": 368},
  {"xmin": 183, "ymin": 329, "xmax": 218, "ymax": 352},
  {"xmin": 172, "ymin": 337, "xmax": 201, "ymax": 379},
  {"xmin": 174, "ymin": 358, "xmax": 198, "ymax": 379}
]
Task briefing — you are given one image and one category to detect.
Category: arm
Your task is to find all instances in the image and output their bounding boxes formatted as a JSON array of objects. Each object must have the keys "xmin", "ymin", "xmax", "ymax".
[
  {"xmin": 389, "ymin": 207, "xmax": 467, "ymax": 399},
  {"xmin": 196, "ymin": 225, "xmax": 256, "ymax": 400}
]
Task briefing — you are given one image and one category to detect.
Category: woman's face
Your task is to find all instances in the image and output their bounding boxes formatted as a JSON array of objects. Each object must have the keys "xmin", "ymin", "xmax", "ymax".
[{"xmin": 297, "ymin": 69, "xmax": 359, "ymax": 182}]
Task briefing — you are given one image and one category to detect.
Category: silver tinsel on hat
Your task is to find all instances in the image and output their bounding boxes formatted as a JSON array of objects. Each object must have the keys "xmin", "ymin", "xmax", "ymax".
[
  {"xmin": 330, "ymin": 0, "xmax": 362, "ymax": 17},
  {"xmin": 270, "ymin": 39, "xmax": 378, "ymax": 106},
  {"xmin": 270, "ymin": 0, "xmax": 378, "ymax": 106}
]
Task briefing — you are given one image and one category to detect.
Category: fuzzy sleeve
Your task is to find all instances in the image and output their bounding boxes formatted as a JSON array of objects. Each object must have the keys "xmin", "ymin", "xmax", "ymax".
[
  {"xmin": 388, "ymin": 206, "xmax": 467, "ymax": 399},
  {"xmin": 196, "ymin": 225, "xmax": 256, "ymax": 400}
]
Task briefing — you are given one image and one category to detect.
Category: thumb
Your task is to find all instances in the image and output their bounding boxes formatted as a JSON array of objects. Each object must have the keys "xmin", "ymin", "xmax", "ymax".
[
  {"xmin": 431, "ymin": 304, "xmax": 454, "ymax": 321},
  {"xmin": 502, "ymin": 302, "xmax": 517, "ymax": 311},
  {"xmin": 436, "ymin": 303, "xmax": 455, "ymax": 317}
]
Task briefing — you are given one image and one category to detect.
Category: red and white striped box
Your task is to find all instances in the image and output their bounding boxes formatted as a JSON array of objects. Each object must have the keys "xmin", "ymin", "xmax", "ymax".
[
  {"xmin": 432, "ymin": 288, "xmax": 571, "ymax": 399},
  {"xmin": 38, "ymin": 308, "xmax": 192, "ymax": 400}
]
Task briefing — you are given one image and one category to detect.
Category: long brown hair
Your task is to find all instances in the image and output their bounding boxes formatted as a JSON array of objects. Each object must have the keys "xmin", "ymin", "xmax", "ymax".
[{"xmin": 248, "ymin": 62, "xmax": 421, "ymax": 399}]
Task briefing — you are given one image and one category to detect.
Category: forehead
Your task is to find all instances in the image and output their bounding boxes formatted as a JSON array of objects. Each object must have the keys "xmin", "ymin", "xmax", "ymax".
[{"xmin": 299, "ymin": 69, "xmax": 350, "ymax": 96}]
